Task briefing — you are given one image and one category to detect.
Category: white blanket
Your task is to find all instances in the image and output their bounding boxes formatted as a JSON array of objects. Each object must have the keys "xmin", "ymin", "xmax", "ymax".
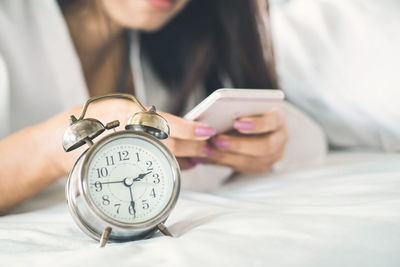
[{"xmin": 1, "ymin": 152, "xmax": 399, "ymax": 267}]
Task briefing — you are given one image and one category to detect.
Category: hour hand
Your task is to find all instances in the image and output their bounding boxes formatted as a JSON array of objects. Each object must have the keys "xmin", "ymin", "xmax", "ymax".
[
  {"xmin": 128, "ymin": 187, "xmax": 136, "ymax": 216},
  {"xmin": 133, "ymin": 171, "xmax": 152, "ymax": 182}
]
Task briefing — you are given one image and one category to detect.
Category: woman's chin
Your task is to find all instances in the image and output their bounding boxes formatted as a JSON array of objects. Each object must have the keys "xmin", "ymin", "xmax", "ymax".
[{"xmin": 118, "ymin": 17, "xmax": 171, "ymax": 32}]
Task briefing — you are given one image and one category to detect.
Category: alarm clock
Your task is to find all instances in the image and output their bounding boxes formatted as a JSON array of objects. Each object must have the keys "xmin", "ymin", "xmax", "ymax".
[{"xmin": 62, "ymin": 93, "xmax": 181, "ymax": 247}]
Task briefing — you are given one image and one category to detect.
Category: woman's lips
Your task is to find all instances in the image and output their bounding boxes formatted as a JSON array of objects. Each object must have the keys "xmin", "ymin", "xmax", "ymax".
[{"xmin": 146, "ymin": 0, "xmax": 177, "ymax": 10}]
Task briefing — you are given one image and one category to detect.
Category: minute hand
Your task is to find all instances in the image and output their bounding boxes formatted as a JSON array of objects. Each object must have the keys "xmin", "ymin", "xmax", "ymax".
[
  {"xmin": 91, "ymin": 180, "xmax": 124, "ymax": 186},
  {"xmin": 98, "ymin": 180, "xmax": 124, "ymax": 185},
  {"xmin": 133, "ymin": 171, "xmax": 152, "ymax": 182}
]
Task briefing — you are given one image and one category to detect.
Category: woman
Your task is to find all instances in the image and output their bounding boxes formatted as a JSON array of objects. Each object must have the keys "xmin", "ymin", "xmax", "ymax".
[{"xmin": 0, "ymin": 0, "xmax": 288, "ymax": 212}]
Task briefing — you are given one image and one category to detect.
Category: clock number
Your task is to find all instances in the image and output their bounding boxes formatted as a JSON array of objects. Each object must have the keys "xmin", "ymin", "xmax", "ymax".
[
  {"xmin": 114, "ymin": 203, "xmax": 120, "ymax": 214},
  {"xmin": 102, "ymin": 195, "xmax": 110, "ymax": 206},
  {"xmin": 94, "ymin": 181, "xmax": 102, "ymax": 192},
  {"xmin": 96, "ymin": 167, "xmax": 108, "ymax": 178},
  {"xmin": 150, "ymin": 188, "xmax": 156, "ymax": 198},
  {"xmin": 118, "ymin": 151, "xmax": 130, "ymax": 161},
  {"xmin": 153, "ymin": 173, "xmax": 160, "ymax": 184},
  {"xmin": 142, "ymin": 200, "xmax": 149, "ymax": 210},
  {"xmin": 136, "ymin": 152, "xmax": 140, "ymax": 162},
  {"xmin": 105, "ymin": 155, "xmax": 115, "ymax": 166},
  {"xmin": 128, "ymin": 202, "xmax": 136, "ymax": 216},
  {"xmin": 146, "ymin": 161, "xmax": 153, "ymax": 171}
]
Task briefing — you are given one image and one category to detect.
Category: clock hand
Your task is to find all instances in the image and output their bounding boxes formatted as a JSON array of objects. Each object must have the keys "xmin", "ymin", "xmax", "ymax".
[
  {"xmin": 132, "ymin": 171, "xmax": 152, "ymax": 182},
  {"xmin": 93, "ymin": 180, "xmax": 124, "ymax": 185},
  {"xmin": 128, "ymin": 186, "xmax": 136, "ymax": 217}
]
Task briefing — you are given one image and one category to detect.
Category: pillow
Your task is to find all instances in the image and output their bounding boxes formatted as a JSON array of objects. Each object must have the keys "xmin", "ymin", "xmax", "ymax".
[{"xmin": 270, "ymin": 0, "xmax": 400, "ymax": 151}]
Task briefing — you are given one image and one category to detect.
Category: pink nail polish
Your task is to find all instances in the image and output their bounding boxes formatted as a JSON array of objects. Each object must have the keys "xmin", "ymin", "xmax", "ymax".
[
  {"xmin": 234, "ymin": 120, "xmax": 254, "ymax": 130},
  {"xmin": 195, "ymin": 126, "xmax": 217, "ymax": 137},
  {"xmin": 203, "ymin": 145, "xmax": 214, "ymax": 157},
  {"xmin": 212, "ymin": 138, "xmax": 229, "ymax": 149}
]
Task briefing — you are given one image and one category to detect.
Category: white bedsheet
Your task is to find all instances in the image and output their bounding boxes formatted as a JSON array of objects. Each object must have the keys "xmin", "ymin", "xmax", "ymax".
[{"xmin": 1, "ymin": 152, "xmax": 399, "ymax": 267}]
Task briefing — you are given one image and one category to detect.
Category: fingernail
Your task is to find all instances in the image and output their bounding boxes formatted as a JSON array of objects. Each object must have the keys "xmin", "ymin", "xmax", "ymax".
[
  {"xmin": 203, "ymin": 145, "xmax": 214, "ymax": 157},
  {"xmin": 212, "ymin": 138, "xmax": 229, "ymax": 149},
  {"xmin": 195, "ymin": 126, "xmax": 216, "ymax": 137},
  {"xmin": 234, "ymin": 120, "xmax": 254, "ymax": 131},
  {"xmin": 190, "ymin": 158, "xmax": 206, "ymax": 165}
]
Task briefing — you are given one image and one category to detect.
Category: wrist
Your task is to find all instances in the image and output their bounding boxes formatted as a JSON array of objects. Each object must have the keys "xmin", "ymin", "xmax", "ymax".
[
  {"xmin": 30, "ymin": 122, "xmax": 62, "ymax": 180},
  {"xmin": 32, "ymin": 112, "xmax": 76, "ymax": 179}
]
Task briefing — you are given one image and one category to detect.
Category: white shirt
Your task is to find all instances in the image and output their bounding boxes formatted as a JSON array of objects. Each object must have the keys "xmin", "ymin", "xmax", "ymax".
[{"xmin": 0, "ymin": 0, "xmax": 87, "ymax": 137}]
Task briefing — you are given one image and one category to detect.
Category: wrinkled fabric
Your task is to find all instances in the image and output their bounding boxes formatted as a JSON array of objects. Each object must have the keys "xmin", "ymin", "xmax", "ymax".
[{"xmin": 1, "ymin": 153, "xmax": 400, "ymax": 267}]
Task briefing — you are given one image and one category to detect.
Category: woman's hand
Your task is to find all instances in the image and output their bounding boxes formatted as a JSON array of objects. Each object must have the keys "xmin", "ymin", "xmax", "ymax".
[{"xmin": 207, "ymin": 108, "xmax": 288, "ymax": 173}]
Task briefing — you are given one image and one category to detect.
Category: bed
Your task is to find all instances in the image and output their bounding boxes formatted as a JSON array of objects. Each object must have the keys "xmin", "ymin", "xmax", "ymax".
[
  {"xmin": 1, "ymin": 0, "xmax": 400, "ymax": 266},
  {"xmin": 1, "ymin": 152, "xmax": 399, "ymax": 267}
]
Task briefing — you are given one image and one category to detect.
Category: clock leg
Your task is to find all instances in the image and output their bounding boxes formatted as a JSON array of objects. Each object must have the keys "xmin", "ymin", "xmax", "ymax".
[
  {"xmin": 157, "ymin": 223, "xmax": 173, "ymax": 237},
  {"xmin": 99, "ymin": 227, "xmax": 112, "ymax": 247}
]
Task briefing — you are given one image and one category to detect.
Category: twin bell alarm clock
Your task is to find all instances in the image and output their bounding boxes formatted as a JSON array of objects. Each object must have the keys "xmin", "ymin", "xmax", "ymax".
[{"xmin": 62, "ymin": 93, "xmax": 181, "ymax": 247}]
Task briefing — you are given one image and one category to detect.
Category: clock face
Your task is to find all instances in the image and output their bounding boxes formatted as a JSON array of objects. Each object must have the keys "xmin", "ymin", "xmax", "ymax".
[{"xmin": 85, "ymin": 135, "xmax": 176, "ymax": 224}]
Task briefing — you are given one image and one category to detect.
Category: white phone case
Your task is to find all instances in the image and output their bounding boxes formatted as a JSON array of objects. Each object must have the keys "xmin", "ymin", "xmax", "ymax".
[{"xmin": 184, "ymin": 88, "xmax": 285, "ymax": 133}]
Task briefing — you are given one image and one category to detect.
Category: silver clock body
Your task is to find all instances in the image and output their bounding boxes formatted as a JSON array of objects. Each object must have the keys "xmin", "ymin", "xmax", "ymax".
[{"xmin": 66, "ymin": 130, "xmax": 181, "ymax": 242}]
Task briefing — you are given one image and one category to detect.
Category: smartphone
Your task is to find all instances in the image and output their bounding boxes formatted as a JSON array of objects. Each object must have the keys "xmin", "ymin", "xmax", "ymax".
[{"xmin": 184, "ymin": 88, "xmax": 285, "ymax": 133}]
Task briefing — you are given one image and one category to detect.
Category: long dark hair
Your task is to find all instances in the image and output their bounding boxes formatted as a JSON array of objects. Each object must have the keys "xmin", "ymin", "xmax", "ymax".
[{"xmin": 58, "ymin": 0, "xmax": 277, "ymax": 115}]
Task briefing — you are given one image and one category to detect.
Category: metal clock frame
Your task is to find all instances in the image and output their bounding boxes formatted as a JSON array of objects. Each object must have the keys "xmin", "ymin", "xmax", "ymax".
[{"xmin": 66, "ymin": 130, "xmax": 181, "ymax": 245}]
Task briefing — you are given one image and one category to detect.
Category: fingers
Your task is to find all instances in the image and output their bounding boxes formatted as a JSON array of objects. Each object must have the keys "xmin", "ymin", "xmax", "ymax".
[
  {"xmin": 159, "ymin": 112, "xmax": 216, "ymax": 140},
  {"xmin": 172, "ymin": 109, "xmax": 288, "ymax": 173},
  {"xmin": 211, "ymin": 125, "xmax": 289, "ymax": 157},
  {"xmin": 158, "ymin": 108, "xmax": 287, "ymax": 173},
  {"xmin": 204, "ymin": 116, "xmax": 288, "ymax": 173},
  {"xmin": 162, "ymin": 138, "xmax": 213, "ymax": 158},
  {"xmin": 234, "ymin": 108, "xmax": 285, "ymax": 134}
]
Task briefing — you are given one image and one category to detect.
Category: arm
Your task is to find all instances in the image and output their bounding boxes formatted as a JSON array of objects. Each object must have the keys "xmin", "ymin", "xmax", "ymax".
[
  {"xmin": 0, "ymin": 101, "xmax": 119, "ymax": 213},
  {"xmin": 0, "ymin": 119, "xmax": 67, "ymax": 213},
  {"xmin": 0, "ymin": 98, "xmax": 216, "ymax": 213}
]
